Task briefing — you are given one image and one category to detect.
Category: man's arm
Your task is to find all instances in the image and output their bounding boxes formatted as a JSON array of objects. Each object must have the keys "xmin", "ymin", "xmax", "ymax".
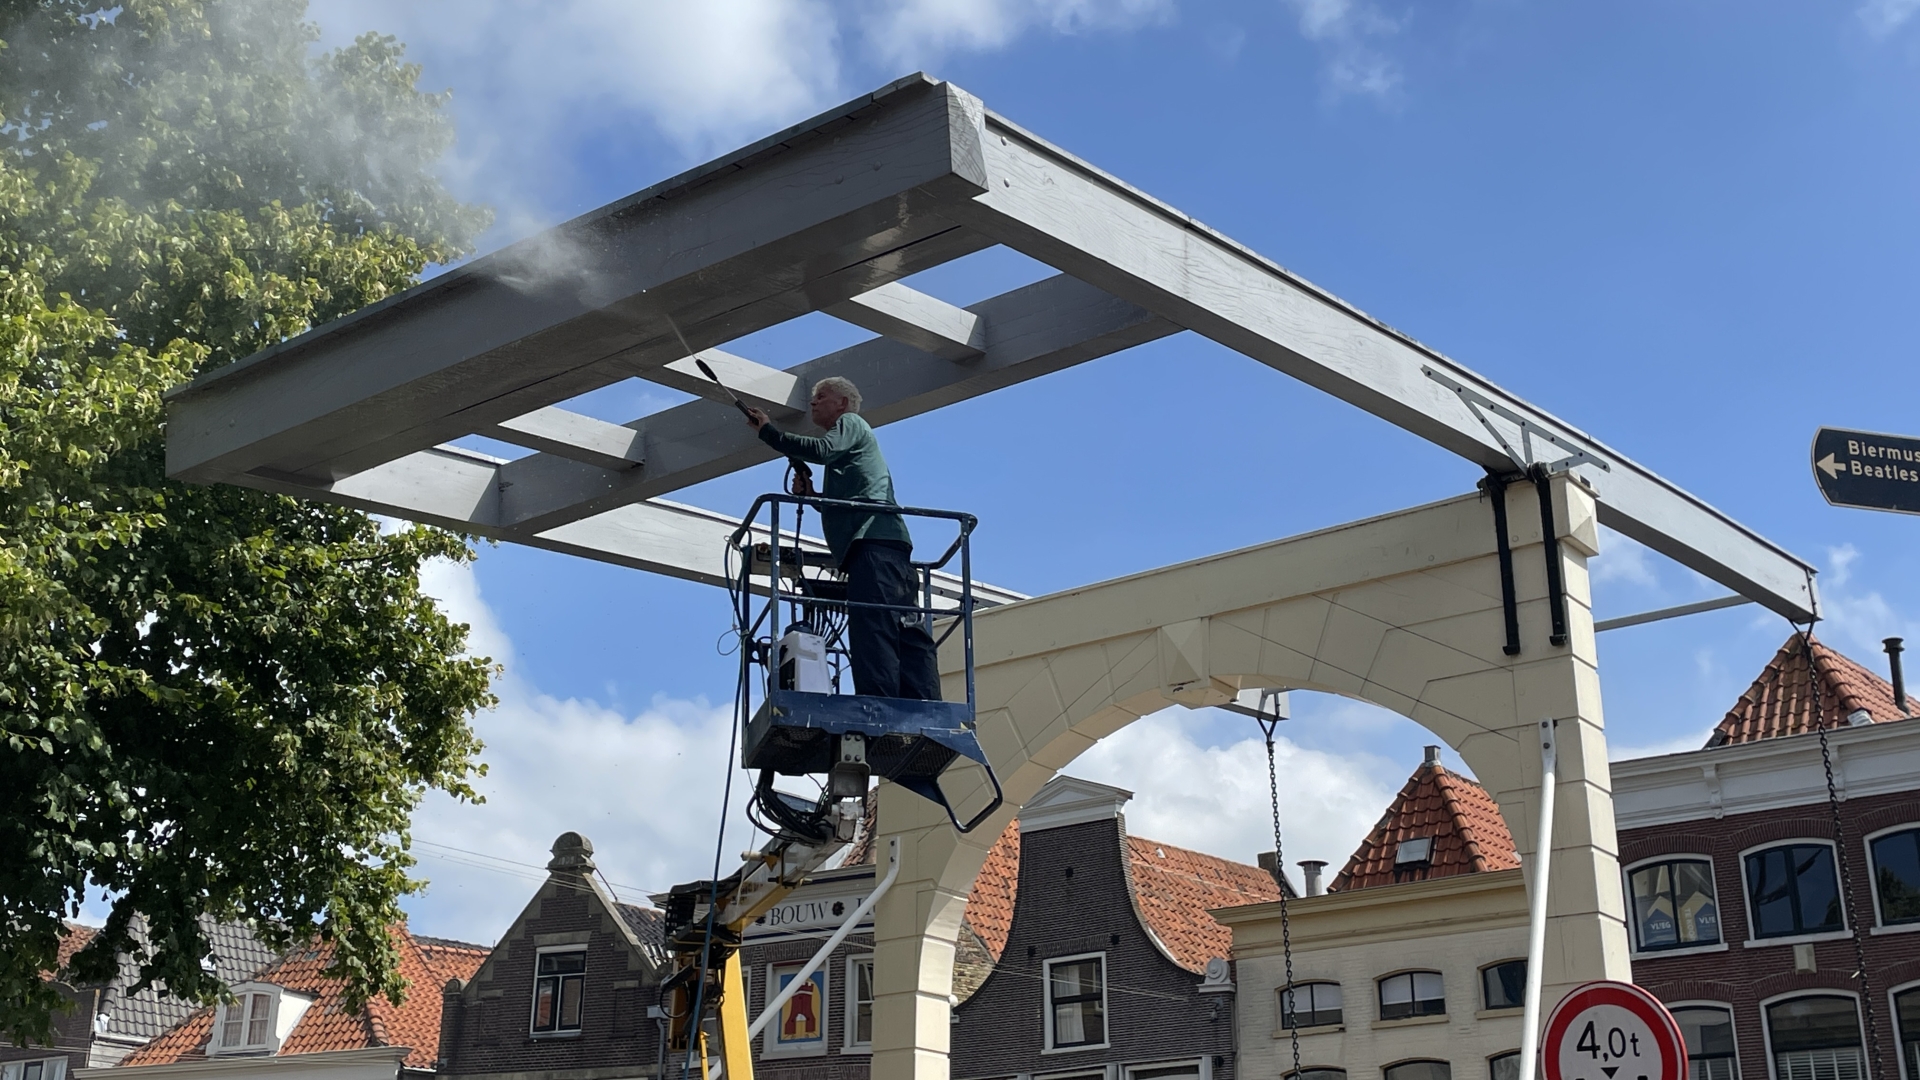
[{"xmin": 747, "ymin": 409, "xmax": 852, "ymax": 464}]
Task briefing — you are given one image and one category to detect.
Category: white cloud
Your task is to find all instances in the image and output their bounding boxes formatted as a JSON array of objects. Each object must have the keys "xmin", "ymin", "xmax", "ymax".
[
  {"xmin": 1279, "ymin": 0, "xmax": 1403, "ymax": 100},
  {"xmin": 406, "ymin": 559, "xmax": 758, "ymax": 943},
  {"xmin": 1827, "ymin": 543, "xmax": 1861, "ymax": 588},
  {"xmin": 1068, "ymin": 707, "xmax": 1397, "ymax": 884},
  {"xmin": 859, "ymin": 0, "xmax": 1174, "ymax": 66},
  {"xmin": 1860, "ymin": 0, "xmax": 1920, "ymax": 37},
  {"xmin": 1591, "ymin": 525, "xmax": 1659, "ymax": 589}
]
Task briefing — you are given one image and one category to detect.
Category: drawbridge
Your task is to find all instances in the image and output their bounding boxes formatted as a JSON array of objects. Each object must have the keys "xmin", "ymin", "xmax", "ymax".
[{"xmin": 164, "ymin": 75, "xmax": 1818, "ymax": 1080}]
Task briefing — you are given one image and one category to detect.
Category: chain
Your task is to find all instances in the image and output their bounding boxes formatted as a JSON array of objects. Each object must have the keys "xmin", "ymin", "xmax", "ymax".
[
  {"xmin": 1261, "ymin": 714, "xmax": 1302, "ymax": 1080},
  {"xmin": 1797, "ymin": 625, "xmax": 1885, "ymax": 1080}
]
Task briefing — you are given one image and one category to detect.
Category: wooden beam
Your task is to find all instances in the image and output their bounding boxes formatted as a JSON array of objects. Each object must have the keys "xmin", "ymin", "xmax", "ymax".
[{"xmin": 826, "ymin": 281, "xmax": 987, "ymax": 361}]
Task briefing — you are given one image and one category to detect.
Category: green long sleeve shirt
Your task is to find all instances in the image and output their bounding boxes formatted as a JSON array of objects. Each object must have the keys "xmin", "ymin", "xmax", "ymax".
[{"xmin": 757, "ymin": 412, "xmax": 913, "ymax": 565}]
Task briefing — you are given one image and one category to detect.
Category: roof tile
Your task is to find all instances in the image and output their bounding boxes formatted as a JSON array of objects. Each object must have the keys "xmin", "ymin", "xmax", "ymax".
[
  {"xmin": 1332, "ymin": 757, "xmax": 1519, "ymax": 892},
  {"xmin": 1709, "ymin": 633, "xmax": 1909, "ymax": 747},
  {"xmin": 119, "ymin": 925, "xmax": 488, "ymax": 1070},
  {"xmin": 1125, "ymin": 837, "xmax": 1286, "ymax": 972}
]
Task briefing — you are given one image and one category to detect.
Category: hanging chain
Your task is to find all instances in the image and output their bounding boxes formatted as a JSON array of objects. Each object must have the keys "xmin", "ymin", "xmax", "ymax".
[
  {"xmin": 1261, "ymin": 714, "xmax": 1302, "ymax": 1080},
  {"xmin": 1797, "ymin": 625, "xmax": 1885, "ymax": 1080}
]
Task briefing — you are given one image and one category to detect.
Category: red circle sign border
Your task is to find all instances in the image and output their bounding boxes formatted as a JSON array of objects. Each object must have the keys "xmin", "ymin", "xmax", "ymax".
[{"xmin": 1542, "ymin": 981, "xmax": 1686, "ymax": 1080}]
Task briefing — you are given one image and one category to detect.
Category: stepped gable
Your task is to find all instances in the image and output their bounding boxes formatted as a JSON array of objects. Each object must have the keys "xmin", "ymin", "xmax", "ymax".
[
  {"xmin": 1126, "ymin": 836, "xmax": 1287, "ymax": 973},
  {"xmin": 120, "ymin": 925, "xmax": 487, "ymax": 1070},
  {"xmin": 1707, "ymin": 633, "xmax": 1909, "ymax": 747},
  {"xmin": 1332, "ymin": 749, "xmax": 1519, "ymax": 892}
]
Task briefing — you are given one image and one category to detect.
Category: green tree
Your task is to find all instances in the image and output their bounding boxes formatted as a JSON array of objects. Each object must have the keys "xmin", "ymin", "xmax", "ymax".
[{"xmin": 0, "ymin": 0, "xmax": 498, "ymax": 1044}]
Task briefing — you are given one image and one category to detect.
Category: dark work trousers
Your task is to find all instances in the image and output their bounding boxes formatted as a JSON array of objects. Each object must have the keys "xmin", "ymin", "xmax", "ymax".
[{"xmin": 844, "ymin": 539, "xmax": 942, "ymax": 700}]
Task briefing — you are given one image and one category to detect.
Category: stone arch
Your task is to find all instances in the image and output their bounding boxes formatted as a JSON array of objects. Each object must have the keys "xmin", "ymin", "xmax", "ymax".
[{"xmin": 869, "ymin": 476, "xmax": 1631, "ymax": 1080}]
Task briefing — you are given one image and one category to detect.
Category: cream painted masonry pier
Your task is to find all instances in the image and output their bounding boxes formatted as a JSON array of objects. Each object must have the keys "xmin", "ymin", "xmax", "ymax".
[{"xmin": 869, "ymin": 475, "xmax": 1632, "ymax": 1080}]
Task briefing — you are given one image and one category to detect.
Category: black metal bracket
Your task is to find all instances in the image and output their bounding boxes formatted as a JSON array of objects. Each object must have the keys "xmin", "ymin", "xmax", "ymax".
[
  {"xmin": 1530, "ymin": 465, "xmax": 1570, "ymax": 648},
  {"xmin": 1481, "ymin": 471, "xmax": 1523, "ymax": 657}
]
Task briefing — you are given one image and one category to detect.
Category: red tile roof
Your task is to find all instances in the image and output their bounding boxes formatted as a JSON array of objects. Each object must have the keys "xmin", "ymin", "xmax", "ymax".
[
  {"xmin": 1332, "ymin": 755, "xmax": 1520, "ymax": 892},
  {"xmin": 963, "ymin": 820, "xmax": 1021, "ymax": 961},
  {"xmin": 120, "ymin": 925, "xmax": 488, "ymax": 1070},
  {"xmin": 1708, "ymin": 633, "xmax": 1909, "ymax": 747},
  {"xmin": 1126, "ymin": 836, "xmax": 1286, "ymax": 972},
  {"xmin": 53, "ymin": 922, "xmax": 98, "ymax": 978}
]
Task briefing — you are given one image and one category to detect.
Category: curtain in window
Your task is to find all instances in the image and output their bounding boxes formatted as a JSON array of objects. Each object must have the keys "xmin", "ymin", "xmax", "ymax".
[{"xmin": 1048, "ymin": 958, "xmax": 1105, "ymax": 1047}]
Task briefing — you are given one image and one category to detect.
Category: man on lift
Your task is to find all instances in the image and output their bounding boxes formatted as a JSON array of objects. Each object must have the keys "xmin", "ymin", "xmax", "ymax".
[{"xmin": 745, "ymin": 377, "xmax": 941, "ymax": 701}]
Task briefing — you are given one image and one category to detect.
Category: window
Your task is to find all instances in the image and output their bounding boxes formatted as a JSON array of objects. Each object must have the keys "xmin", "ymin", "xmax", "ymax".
[
  {"xmin": 846, "ymin": 957, "xmax": 874, "ymax": 1051},
  {"xmin": 1044, "ymin": 954, "xmax": 1107, "ymax": 1050},
  {"xmin": 1125, "ymin": 1062, "xmax": 1203, "ymax": 1080},
  {"xmin": 1384, "ymin": 1061, "xmax": 1451, "ymax": 1080},
  {"xmin": 531, "ymin": 948, "xmax": 586, "ymax": 1034},
  {"xmin": 1378, "ymin": 971, "xmax": 1445, "ymax": 1021},
  {"xmin": 1764, "ymin": 995, "xmax": 1863, "ymax": 1080},
  {"xmin": 1672, "ymin": 1005, "xmax": 1737, "ymax": 1080},
  {"xmin": 1489, "ymin": 1052, "xmax": 1521, "ymax": 1080},
  {"xmin": 0, "ymin": 1060, "xmax": 67, "ymax": 1080},
  {"xmin": 1895, "ymin": 987, "xmax": 1920, "ymax": 1080},
  {"xmin": 1629, "ymin": 859, "xmax": 1722, "ymax": 950},
  {"xmin": 1482, "ymin": 961, "xmax": 1526, "ymax": 1011},
  {"xmin": 1280, "ymin": 981, "xmax": 1344, "ymax": 1029},
  {"xmin": 1284, "ymin": 1071, "xmax": 1346, "ymax": 1080},
  {"xmin": 1746, "ymin": 844, "xmax": 1843, "ymax": 939},
  {"xmin": 218, "ymin": 991, "xmax": 273, "ymax": 1049},
  {"xmin": 1869, "ymin": 828, "xmax": 1920, "ymax": 926}
]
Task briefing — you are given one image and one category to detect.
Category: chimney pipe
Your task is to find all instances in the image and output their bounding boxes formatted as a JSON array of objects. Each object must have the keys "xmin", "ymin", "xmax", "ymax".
[
  {"xmin": 1888, "ymin": 638, "xmax": 1908, "ymax": 716},
  {"xmin": 1424, "ymin": 745, "xmax": 1442, "ymax": 767},
  {"xmin": 1299, "ymin": 860, "xmax": 1327, "ymax": 897}
]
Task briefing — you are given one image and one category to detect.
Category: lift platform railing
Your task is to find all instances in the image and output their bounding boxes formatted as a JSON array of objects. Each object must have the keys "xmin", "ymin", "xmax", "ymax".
[{"xmin": 725, "ymin": 493, "xmax": 1002, "ymax": 835}]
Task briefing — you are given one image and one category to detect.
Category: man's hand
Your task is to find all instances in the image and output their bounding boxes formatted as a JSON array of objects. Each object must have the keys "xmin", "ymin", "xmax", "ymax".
[{"xmin": 745, "ymin": 406, "xmax": 769, "ymax": 432}]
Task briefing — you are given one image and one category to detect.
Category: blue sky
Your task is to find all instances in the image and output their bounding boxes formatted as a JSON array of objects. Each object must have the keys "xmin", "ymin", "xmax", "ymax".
[{"xmin": 302, "ymin": 0, "xmax": 1920, "ymax": 944}]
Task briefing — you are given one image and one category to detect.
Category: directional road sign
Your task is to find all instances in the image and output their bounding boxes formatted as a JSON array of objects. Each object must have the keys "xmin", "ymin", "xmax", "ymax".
[
  {"xmin": 1813, "ymin": 426, "xmax": 1920, "ymax": 516},
  {"xmin": 1543, "ymin": 981, "xmax": 1685, "ymax": 1080}
]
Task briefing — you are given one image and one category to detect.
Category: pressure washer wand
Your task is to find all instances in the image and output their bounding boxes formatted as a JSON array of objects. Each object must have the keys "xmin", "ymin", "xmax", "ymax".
[{"xmin": 693, "ymin": 357, "xmax": 754, "ymax": 419}]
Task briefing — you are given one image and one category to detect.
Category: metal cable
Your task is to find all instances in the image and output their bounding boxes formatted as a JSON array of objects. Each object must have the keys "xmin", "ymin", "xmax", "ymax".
[
  {"xmin": 1795, "ymin": 624, "xmax": 1885, "ymax": 1080},
  {"xmin": 1259, "ymin": 714, "xmax": 1302, "ymax": 1080}
]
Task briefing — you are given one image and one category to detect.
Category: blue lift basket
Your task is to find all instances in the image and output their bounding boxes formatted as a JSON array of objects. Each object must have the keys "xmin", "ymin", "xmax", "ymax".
[{"xmin": 726, "ymin": 494, "xmax": 1003, "ymax": 834}]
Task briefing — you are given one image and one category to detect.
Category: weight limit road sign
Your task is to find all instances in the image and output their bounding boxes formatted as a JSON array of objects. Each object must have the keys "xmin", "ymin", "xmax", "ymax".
[
  {"xmin": 1543, "ymin": 981, "xmax": 1685, "ymax": 1080},
  {"xmin": 1813, "ymin": 426, "xmax": 1920, "ymax": 516}
]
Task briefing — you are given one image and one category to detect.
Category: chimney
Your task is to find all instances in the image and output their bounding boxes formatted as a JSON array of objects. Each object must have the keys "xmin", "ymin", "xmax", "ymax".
[
  {"xmin": 1888, "ymin": 638, "xmax": 1908, "ymax": 716},
  {"xmin": 1298, "ymin": 860, "xmax": 1327, "ymax": 897},
  {"xmin": 1256, "ymin": 851, "xmax": 1291, "ymax": 893},
  {"xmin": 1424, "ymin": 745, "xmax": 1442, "ymax": 767}
]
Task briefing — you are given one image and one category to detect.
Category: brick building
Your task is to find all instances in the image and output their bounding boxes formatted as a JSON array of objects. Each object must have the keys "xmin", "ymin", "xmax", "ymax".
[
  {"xmin": 1222, "ymin": 747, "xmax": 1530, "ymax": 1080},
  {"xmin": 1613, "ymin": 634, "xmax": 1920, "ymax": 1080},
  {"xmin": 1, "ymin": 918, "xmax": 277, "ymax": 1080},
  {"xmin": 99, "ymin": 923, "xmax": 487, "ymax": 1080},
  {"xmin": 951, "ymin": 775, "xmax": 1287, "ymax": 1080}
]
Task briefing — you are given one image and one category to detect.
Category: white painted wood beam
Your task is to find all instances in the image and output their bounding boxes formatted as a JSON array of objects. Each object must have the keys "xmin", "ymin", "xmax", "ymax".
[
  {"xmin": 641, "ymin": 350, "xmax": 808, "ymax": 415},
  {"xmin": 482, "ymin": 407, "xmax": 647, "ymax": 471},
  {"xmin": 166, "ymin": 76, "xmax": 991, "ymax": 485},
  {"xmin": 826, "ymin": 281, "xmax": 987, "ymax": 361},
  {"xmin": 949, "ymin": 102, "xmax": 1819, "ymax": 622}
]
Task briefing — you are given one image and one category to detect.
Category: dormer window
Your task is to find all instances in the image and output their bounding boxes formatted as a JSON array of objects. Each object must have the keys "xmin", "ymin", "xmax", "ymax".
[
  {"xmin": 1395, "ymin": 838, "xmax": 1433, "ymax": 865},
  {"xmin": 210, "ymin": 984, "xmax": 312, "ymax": 1055}
]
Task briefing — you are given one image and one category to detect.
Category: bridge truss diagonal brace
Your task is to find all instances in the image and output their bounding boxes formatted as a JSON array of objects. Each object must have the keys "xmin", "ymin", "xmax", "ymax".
[{"xmin": 945, "ymin": 101, "xmax": 1818, "ymax": 623}]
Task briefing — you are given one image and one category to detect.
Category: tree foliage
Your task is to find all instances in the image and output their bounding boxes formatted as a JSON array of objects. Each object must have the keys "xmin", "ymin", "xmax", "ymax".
[{"xmin": 0, "ymin": 0, "xmax": 497, "ymax": 1044}]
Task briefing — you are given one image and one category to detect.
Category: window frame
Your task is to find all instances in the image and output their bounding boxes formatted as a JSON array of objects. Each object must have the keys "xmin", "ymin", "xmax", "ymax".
[
  {"xmin": 1042, "ymin": 951, "xmax": 1110, "ymax": 1054},
  {"xmin": 1665, "ymin": 1000, "xmax": 1740, "ymax": 1080},
  {"xmin": 1122, "ymin": 1059, "xmax": 1209, "ymax": 1080},
  {"xmin": 1866, "ymin": 824, "xmax": 1920, "ymax": 932},
  {"xmin": 1740, "ymin": 839, "xmax": 1849, "ymax": 944},
  {"xmin": 211, "ymin": 988, "xmax": 280, "ymax": 1054},
  {"xmin": 1889, "ymin": 980, "xmax": 1920, "ymax": 1080},
  {"xmin": 1488, "ymin": 1051, "xmax": 1522, "ymax": 1080},
  {"xmin": 1759, "ymin": 990, "xmax": 1866, "ymax": 1080},
  {"xmin": 0, "ymin": 1059, "xmax": 68, "ymax": 1080},
  {"xmin": 1278, "ymin": 980, "xmax": 1345, "ymax": 1031},
  {"xmin": 1479, "ymin": 959, "xmax": 1528, "ymax": 1013},
  {"xmin": 1376, "ymin": 970, "xmax": 1447, "ymax": 1022},
  {"xmin": 844, "ymin": 954, "xmax": 875, "ymax": 1054},
  {"xmin": 1281, "ymin": 1070, "xmax": 1348, "ymax": 1080},
  {"xmin": 1382, "ymin": 1059, "xmax": 1453, "ymax": 1080},
  {"xmin": 1623, "ymin": 854, "xmax": 1726, "ymax": 955},
  {"xmin": 530, "ymin": 945, "xmax": 588, "ymax": 1037}
]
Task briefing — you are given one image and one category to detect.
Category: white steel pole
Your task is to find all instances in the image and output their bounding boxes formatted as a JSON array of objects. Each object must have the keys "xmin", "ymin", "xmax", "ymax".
[{"xmin": 1519, "ymin": 718, "xmax": 1557, "ymax": 1080}]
